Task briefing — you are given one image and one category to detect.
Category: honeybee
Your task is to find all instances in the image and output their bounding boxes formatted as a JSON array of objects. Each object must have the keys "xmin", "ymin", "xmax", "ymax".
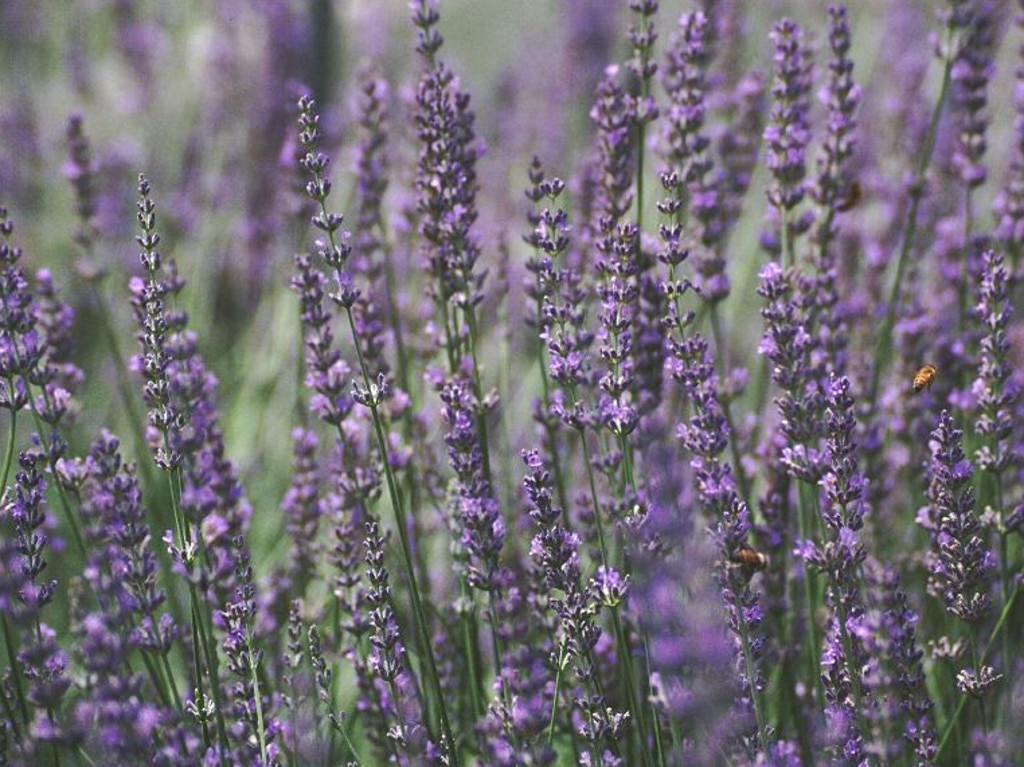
[
  {"xmin": 912, "ymin": 363, "xmax": 938, "ymax": 393},
  {"xmin": 729, "ymin": 544, "xmax": 768, "ymax": 574},
  {"xmin": 835, "ymin": 180, "xmax": 862, "ymax": 213}
]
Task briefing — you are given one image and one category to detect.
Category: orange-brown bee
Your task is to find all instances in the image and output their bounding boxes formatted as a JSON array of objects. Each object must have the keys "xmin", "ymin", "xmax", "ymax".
[
  {"xmin": 835, "ymin": 180, "xmax": 863, "ymax": 213},
  {"xmin": 730, "ymin": 544, "xmax": 768, "ymax": 573},
  {"xmin": 912, "ymin": 363, "xmax": 938, "ymax": 393}
]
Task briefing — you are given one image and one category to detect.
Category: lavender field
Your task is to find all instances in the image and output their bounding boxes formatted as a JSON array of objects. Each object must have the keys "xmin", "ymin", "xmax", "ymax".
[{"xmin": 2, "ymin": 0, "xmax": 1024, "ymax": 764}]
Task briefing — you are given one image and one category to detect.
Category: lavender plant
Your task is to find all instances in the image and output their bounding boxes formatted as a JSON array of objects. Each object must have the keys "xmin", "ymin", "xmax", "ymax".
[{"xmin": 4, "ymin": 2, "xmax": 1024, "ymax": 765}]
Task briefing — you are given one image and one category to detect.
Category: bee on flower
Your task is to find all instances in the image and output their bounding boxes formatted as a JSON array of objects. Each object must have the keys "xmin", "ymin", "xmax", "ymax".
[{"xmin": 729, "ymin": 544, "xmax": 768, "ymax": 578}]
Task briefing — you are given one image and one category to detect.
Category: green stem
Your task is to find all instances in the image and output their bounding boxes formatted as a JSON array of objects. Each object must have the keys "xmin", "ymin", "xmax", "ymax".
[
  {"xmin": 463, "ymin": 306, "xmax": 493, "ymax": 487},
  {"xmin": 797, "ymin": 482, "xmax": 823, "ymax": 705},
  {"xmin": 1, "ymin": 393, "xmax": 15, "ymax": 491},
  {"xmin": 188, "ymin": 597, "xmax": 213, "ymax": 751},
  {"xmin": 641, "ymin": 630, "xmax": 666, "ymax": 765},
  {"xmin": 327, "ymin": 707, "xmax": 362, "ymax": 765},
  {"xmin": 1, "ymin": 614, "xmax": 28, "ymax": 728},
  {"xmin": 85, "ymin": 280, "xmax": 158, "ymax": 493},
  {"xmin": 609, "ymin": 605, "xmax": 651, "ymax": 767},
  {"xmin": 23, "ymin": 400, "xmax": 85, "ymax": 557},
  {"xmin": 577, "ymin": 431, "xmax": 650, "ymax": 766},
  {"xmin": 577, "ymin": 431, "xmax": 608, "ymax": 571},
  {"xmin": 709, "ymin": 306, "xmax": 752, "ymax": 507},
  {"xmin": 869, "ymin": 39, "xmax": 955, "ymax": 404},
  {"xmin": 780, "ymin": 203, "xmax": 793, "ymax": 270},
  {"xmin": 190, "ymin": 585, "xmax": 231, "ymax": 763},
  {"xmin": 546, "ymin": 641, "xmax": 568, "ymax": 747},
  {"xmin": 345, "ymin": 305, "xmax": 458, "ymax": 758},
  {"xmin": 936, "ymin": 583, "xmax": 1020, "ymax": 759},
  {"xmin": 735, "ymin": 587, "xmax": 770, "ymax": 752},
  {"xmin": 307, "ymin": 113, "xmax": 457, "ymax": 759},
  {"xmin": 459, "ymin": 578, "xmax": 484, "ymax": 721},
  {"xmin": 247, "ymin": 640, "xmax": 269, "ymax": 765}
]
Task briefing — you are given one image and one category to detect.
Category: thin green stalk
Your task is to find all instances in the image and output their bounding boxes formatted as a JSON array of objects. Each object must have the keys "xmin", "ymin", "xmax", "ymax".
[
  {"xmin": 780, "ymin": 204, "xmax": 793, "ymax": 270},
  {"xmin": 990, "ymin": 475, "xmax": 1011, "ymax": 731},
  {"xmin": 608, "ymin": 605, "xmax": 651, "ymax": 767},
  {"xmin": 159, "ymin": 647, "xmax": 183, "ymax": 715},
  {"xmin": 378, "ymin": 234, "xmax": 431, "ymax": 604},
  {"xmin": 463, "ymin": 306, "xmax": 493, "ymax": 486},
  {"xmin": 136, "ymin": 640, "xmax": 172, "ymax": 709},
  {"xmin": 440, "ymin": 298, "xmax": 459, "ymax": 374},
  {"xmin": 497, "ymin": 293, "xmax": 514, "ymax": 525},
  {"xmin": 294, "ymin": 305, "xmax": 308, "ymax": 427},
  {"xmin": 577, "ymin": 433, "xmax": 651, "ymax": 767},
  {"xmin": 158, "ymin": 445, "xmax": 228, "ymax": 763},
  {"xmin": 636, "ymin": 128, "xmax": 646, "ymax": 241},
  {"xmin": 546, "ymin": 641, "xmax": 568, "ymax": 747},
  {"xmin": 828, "ymin": 569, "xmax": 871, "ymax": 739},
  {"xmin": 327, "ymin": 708, "xmax": 362, "ymax": 766},
  {"xmin": 611, "ymin": 431, "xmax": 661, "ymax": 764},
  {"xmin": 188, "ymin": 597, "xmax": 213, "ymax": 752},
  {"xmin": 869, "ymin": 40, "xmax": 956, "ymax": 405},
  {"xmin": 190, "ymin": 584, "xmax": 231, "ymax": 763},
  {"xmin": 344, "ymin": 305, "xmax": 458, "ymax": 758},
  {"xmin": 1, "ymin": 614, "xmax": 28, "ymax": 728},
  {"xmin": 380, "ymin": 240, "xmax": 412, "ymax": 399},
  {"xmin": 85, "ymin": 279, "xmax": 158, "ymax": 493},
  {"xmin": 310, "ymin": 157, "xmax": 457, "ymax": 753},
  {"xmin": 709, "ymin": 306, "xmax": 752, "ymax": 507},
  {"xmin": 632, "ymin": 2, "xmax": 653, "ymax": 239},
  {"xmin": 796, "ymin": 482, "xmax": 823, "ymax": 706},
  {"xmin": 534, "ymin": 299, "xmax": 571, "ymax": 518},
  {"xmin": 735, "ymin": 588, "xmax": 770, "ymax": 752},
  {"xmin": 23, "ymin": 400, "xmax": 85, "ymax": 557},
  {"xmin": 485, "ymin": 586, "xmax": 520, "ymax": 753},
  {"xmin": 459, "ymin": 578, "xmax": 485, "ymax": 721},
  {"xmin": 247, "ymin": 640, "xmax": 269, "ymax": 765},
  {"xmin": 1, "ymin": 395, "xmax": 15, "ymax": 491},
  {"xmin": 358, "ymin": 230, "xmax": 430, "ymax": 602},
  {"xmin": 936, "ymin": 583, "xmax": 1020, "ymax": 759},
  {"xmin": 641, "ymin": 630, "xmax": 666, "ymax": 765},
  {"xmin": 577, "ymin": 431, "xmax": 609, "ymax": 572},
  {"xmin": 959, "ymin": 191, "xmax": 974, "ymax": 335}
]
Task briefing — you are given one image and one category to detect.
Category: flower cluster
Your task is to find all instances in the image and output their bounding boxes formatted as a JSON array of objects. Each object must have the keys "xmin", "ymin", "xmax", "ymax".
[{"xmin": 5, "ymin": 2, "xmax": 1024, "ymax": 765}]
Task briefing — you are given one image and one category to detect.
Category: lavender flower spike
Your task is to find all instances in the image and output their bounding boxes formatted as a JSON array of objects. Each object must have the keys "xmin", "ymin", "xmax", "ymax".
[
  {"xmin": 921, "ymin": 410, "xmax": 994, "ymax": 624},
  {"xmin": 763, "ymin": 19, "xmax": 813, "ymax": 260}
]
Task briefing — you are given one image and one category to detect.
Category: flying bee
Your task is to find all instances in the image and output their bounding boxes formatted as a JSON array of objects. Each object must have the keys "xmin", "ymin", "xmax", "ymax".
[
  {"xmin": 729, "ymin": 544, "xmax": 768, "ymax": 576},
  {"xmin": 912, "ymin": 363, "xmax": 938, "ymax": 394},
  {"xmin": 835, "ymin": 180, "xmax": 862, "ymax": 213}
]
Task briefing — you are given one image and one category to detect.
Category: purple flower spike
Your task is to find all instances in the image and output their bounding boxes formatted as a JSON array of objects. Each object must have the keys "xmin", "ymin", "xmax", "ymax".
[
  {"xmin": 763, "ymin": 18, "xmax": 814, "ymax": 254},
  {"xmin": 437, "ymin": 373, "xmax": 505, "ymax": 591},
  {"xmin": 922, "ymin": 410, "xmax": 993, "ymax": 623},
  {"xmin": 670, "ymin": 330, "xmax": 766, "ymax": 742},
  {"xmin": 130, "ymin": 175, "xmax": 255, "ymax": 616},
  {"xmin": 661, "ymin": 10, "xmax": 729, "ymax": 300},
  {"xmin": 972, "ymin": 251, "xmax": 1021, "ymax": 521},
  {"xmin": 994, "ymin": 6, "xmax": 1024, "ymax": 254},
  {"xmin": 950, "ymin": 5, "xmax": 996, "ymax": 189}
]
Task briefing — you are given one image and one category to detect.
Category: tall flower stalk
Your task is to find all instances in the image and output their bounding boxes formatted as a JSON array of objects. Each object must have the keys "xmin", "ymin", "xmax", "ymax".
[
  {"xmin": 870, "ymin": 0, "xmax": 974, "ymax": 403},
  {"xmin": 763, "ymin": 19, "xmax": 813, "ymax": 269},
  {"xmin": 293, "ymin": 93, "xmax": 456, "ymax": 758}
]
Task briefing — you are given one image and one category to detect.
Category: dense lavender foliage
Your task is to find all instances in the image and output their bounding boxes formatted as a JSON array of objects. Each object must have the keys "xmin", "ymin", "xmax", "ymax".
[{"xmin": 4, "ymin": 1, "xmax": 1024, "ymax": 765}]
